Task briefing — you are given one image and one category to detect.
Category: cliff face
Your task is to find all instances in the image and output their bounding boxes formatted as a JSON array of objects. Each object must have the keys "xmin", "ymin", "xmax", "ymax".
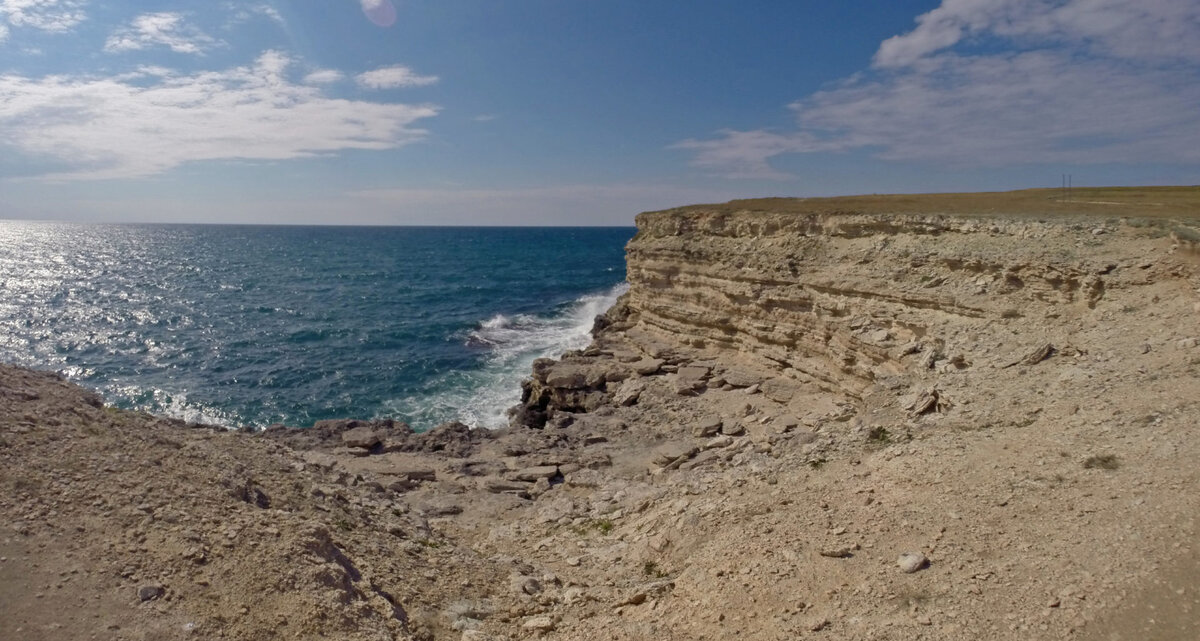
[
  {"xmin": 6, "ymin": 193, "xmax": 1200, "ymax": 641},
  {"xmin": 623, "ymin": 210, "xmax": 1105, "ymax": 396},
  {"xmin": 514, "ymin": 202, "xmax": 1193, "ymax": 429}
]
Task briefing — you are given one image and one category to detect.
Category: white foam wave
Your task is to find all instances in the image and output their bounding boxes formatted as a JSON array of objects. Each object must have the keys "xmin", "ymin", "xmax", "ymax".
[
  {"xmin": 102, "ymin": 383, "xmax": 237, "ymax": 428},
  {"xmin": 387, "ymin": 281, "xmax": 628, "ymax": 430}
]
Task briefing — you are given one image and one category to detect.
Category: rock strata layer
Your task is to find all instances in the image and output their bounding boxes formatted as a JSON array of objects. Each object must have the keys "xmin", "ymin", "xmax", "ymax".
[
  {"xmin": 4, "ymin": 196, "xmax": 1200, "ymax": 641},
  {"xmin": 512, "ymin": 208, "xmax": 1140, "ymax": 428}
]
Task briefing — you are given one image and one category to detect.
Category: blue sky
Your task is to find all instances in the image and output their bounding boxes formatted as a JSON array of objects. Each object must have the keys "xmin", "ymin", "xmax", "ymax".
[{"xmin": 1, "ymin": 0, "xmax": 1198, "ymax": 225}]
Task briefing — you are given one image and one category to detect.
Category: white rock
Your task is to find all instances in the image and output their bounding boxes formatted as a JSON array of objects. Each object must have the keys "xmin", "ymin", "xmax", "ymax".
[
  {"xmin": 897, "ymin": 552, "xmax": 929, "ymax": 573},
  {"xmin": 522, "ymin": 615, "xmax": 556, "ymax": 631}
]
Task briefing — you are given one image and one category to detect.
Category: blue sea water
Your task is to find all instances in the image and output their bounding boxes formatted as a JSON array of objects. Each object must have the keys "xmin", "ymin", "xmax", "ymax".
[{"xmin": 0, "ymin": 222, "xmax": 632, "ymax": 430}]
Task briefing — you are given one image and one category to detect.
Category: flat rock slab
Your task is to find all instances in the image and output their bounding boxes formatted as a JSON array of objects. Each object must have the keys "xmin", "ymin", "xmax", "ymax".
[
  {"xmin": 386, "ymin": 468, "xmax": 437, "ymax": 482},
  {"xmin": 510, "ymin": 465, "xmax": 559, "ymax": 482},
  {"xmin": 634, "ymin": 358, "xmax": 665, "ymax": 375},
  {"xmin": 676, "ymin": 366, "xmax": 712, "ymax": 382},
  {"xmin": 693, "ymin": 415, "xmax": 723, "ymax": 437},
  {"xmin": 761, "ymin": 378, "xmax": 800, "ymax": 403},
  {"xmin": 484, "ymin": 479, "xmax": 530, "ymax": 493},
  {"xmin": 544, "ymin": 364, "xmax": 591, "ymax": 389},
  {"xmin": 722, "ymin": 369, "xmax": 764, "ymax": 388},
  {"xmin": 653, "ymin": 443, "xmax": 698, "ymax": 467},
  {"xmin": 341, "ymin": 426, "xmax": 383, "ymax": 449}
]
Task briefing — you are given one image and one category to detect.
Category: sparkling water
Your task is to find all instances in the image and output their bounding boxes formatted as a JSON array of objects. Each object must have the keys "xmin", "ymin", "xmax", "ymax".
[{"xmin": 0, "ymin": 222, "xmax": 631, "ymax": 430}]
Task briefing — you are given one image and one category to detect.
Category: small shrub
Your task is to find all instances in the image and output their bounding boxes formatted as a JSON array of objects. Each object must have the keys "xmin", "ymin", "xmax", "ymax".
[
  {"xmin": 1173, "ymin": 226, "xmax": 1200, "ymax": 243},
  {"xmin": 1082, "ymin": 454, "xmax": 1120, "ymax": 470},
  {"xmin": 642, "ymin": 561, "xmax": 668, "ymax": 578},
  {"xmin": 867, "ymin": 426, "xmax": 891, "ymax": 445},
  {"xmin": 572, "ymin": 519, "xmax": 615, "ymax": 536}
]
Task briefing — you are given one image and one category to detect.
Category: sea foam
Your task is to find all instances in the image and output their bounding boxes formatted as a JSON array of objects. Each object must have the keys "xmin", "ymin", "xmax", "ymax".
[{"xmin": 386, "ymin": 282, "xmax": 628, "ymax": 429}]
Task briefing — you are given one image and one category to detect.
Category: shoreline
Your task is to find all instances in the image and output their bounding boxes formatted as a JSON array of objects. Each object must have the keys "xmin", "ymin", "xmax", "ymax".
[{"xmin": 4, "ymin": 193, "xmax": 1200, "ymax": 640}]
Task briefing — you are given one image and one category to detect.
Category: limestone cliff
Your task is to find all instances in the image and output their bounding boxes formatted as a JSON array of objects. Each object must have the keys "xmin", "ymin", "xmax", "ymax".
[
  {"xmin": 513, "ymin": 192, "xmax": 1198, "ymax": 429},
  {"xmin": 6, "ymin": 189, "xmax": 1200, "ymax": 641}
]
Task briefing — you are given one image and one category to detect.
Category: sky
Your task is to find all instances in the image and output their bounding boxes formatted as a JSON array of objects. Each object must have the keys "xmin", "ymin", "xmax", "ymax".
[{"xmin": 0, "ymin": 0, "xmax": 1198, "ymax": 226}]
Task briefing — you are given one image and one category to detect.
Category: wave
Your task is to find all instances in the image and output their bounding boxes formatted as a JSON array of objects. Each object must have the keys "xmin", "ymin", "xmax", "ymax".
[
  {"xmin": 100, "ymin": 382, "xmax": 237, "ymax": 427},
  {"xmin": 386, "ymin": 281, "xmax": 628, "ymax": 429}
]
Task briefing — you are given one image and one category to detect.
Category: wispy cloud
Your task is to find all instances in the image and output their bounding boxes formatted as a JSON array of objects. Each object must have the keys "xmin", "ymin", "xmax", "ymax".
[
  {"xmin": 303, "ymin": 69, "xmax": 343, "ymax": 84},
  {"xmin": 356, "ymin": 65, "xmax": 438, "ymax": 89},
  {"xmin": 104, "ymin": 12, "xmax": 218, "ymax": 55},
  {"xmin": 673, "ymin": 130, "xmax": 835, "ymax": 180},
  {"xmin": 0, "ymin": 0, "xmax": 86, "ymax": 33},
  {"xmin": 226, "ymin": 3, "xmax": 284, "ymax": 28},
  {"xmin": 874, "ymin": 0, "xmax": 1200, "ymax": 68},
  {"xmin": 0, "ymin": 21, "xmax": 8, "ymax": 41},
  {"xmin": 678, "ymin": 0, "xmax": 1200, "ymax": 178},
  {"xmin": 0, "ymin": 51, "xmax": 439, "ymax": 180},
  {"xmin": 346, "ymin": 183, "xmax": 744, "ymax": 225}
]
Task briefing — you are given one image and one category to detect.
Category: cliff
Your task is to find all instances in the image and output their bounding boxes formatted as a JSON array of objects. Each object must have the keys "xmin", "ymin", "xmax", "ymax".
[
  {"xmin": 515, "ymin": 190, "xmax": 1197, "ymax": 432},
  {"xmin": 4, "ymin": 188, "xmax": 1200, "ymax": 641}
]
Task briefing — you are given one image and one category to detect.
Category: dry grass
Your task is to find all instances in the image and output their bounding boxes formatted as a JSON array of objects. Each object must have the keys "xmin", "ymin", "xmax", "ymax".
[
  {"xmin": 1083, "ymin": 454, "xmax": 1121, "ymax": 470},
  {"xmin": 663, "ymin": 186, "xmax": 1200, "ymax": 222}
]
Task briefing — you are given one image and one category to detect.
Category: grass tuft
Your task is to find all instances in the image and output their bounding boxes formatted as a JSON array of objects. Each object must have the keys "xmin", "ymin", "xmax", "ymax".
[{"xmin": 1082, "ymin": 454, "xmax": 1120, "ymax": 470}]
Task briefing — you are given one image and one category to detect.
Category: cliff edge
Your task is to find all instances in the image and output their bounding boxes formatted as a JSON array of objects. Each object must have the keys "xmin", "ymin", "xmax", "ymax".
[{"xmin": 4, "ymin": 188, "xmax": 1200, "ymax": 641}]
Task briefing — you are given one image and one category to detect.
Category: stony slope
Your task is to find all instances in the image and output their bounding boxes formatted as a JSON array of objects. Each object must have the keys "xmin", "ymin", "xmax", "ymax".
[{"xmin": 4, "ymin": 191, "xmax": 1200, "ymax": 641}]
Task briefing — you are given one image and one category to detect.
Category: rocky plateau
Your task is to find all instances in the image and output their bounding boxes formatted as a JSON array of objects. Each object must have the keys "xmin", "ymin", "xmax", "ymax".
[{"xmin": 3, "ymin": 190, "xmax": 1200, "ymax": 640}]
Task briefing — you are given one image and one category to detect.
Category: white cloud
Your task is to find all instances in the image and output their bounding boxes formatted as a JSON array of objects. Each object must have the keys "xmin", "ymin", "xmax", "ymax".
[
  {"xmin": 678, "ymin": 0, "xmax": 1200, "ymax": 178},
  {"xmin": 228, "ymin": 3, "xmax": 284, "ymax": 27},
  {"xmin": 874, "ymin": 0, "xmax": 1200, "ymax": 68},
  {"xmin": 673, "ymin": 129, "xmax": 835, "ymax": 180},
  {"xmin": 104, "ymin": 12, "xmax": 218, "ymax": 55},
  {"xmin": 346, "ymin": 184, "xmax": 744, "ymax": 226},
  {"xmin": 0, "ymin": 0, "xmax": 86, "ymax": 33},
  {"xmin": 472, "ymin": 114, "xmax": 497, "ymax": 122},
  {"xmin": 356, "ymin": 65, "xmax": 438, "ymax": 89},
  {"xmin": 0, "ymin": 21, "xmax": 8, "ymax": 41},
  {"xmin": 0, "ymin": 51, "xmax": 440, "ymax": 180},
  {"xmin": 303, "ymin": 69, "xmax": 344, "ymax": 84}
]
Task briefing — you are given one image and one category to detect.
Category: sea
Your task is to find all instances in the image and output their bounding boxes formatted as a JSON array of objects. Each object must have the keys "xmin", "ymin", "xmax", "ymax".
[{"xmin": 0, "ymin": 222, "xmax": 632, "ymax": 431}]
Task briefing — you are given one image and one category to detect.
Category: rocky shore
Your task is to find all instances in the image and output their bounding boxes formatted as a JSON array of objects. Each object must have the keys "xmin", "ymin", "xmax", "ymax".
[{"xmin": 4, "ymin": 193, "xmax": 1200, "ymax": 640}]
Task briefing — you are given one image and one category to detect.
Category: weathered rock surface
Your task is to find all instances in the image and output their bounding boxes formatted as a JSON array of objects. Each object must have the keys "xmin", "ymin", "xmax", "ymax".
[{"xmin": 5, "ymin": 197, "xmax": 1200, "ymax": 641}]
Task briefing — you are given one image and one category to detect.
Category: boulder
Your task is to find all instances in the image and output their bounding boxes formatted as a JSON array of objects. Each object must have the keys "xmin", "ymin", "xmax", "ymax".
[
  {"xmin": 720, "ymin": 420, "xmax": 746, "ymax": 436},
  {"xmin": 137, "ymin": 584, "xmax": 164, "ymax": 602},
  {"xmin": 677, "ymin": 365, "xmax": 711, "ymax": 383},
  {"xmin": 341, "ymin": 427, "xmax": 383, "ymax": 450},
  {"xmin": 544, "ymin": 364, "xmax": 591, "ymax": 389},
  {"xmin": 634, "ymin": 358, "xmax": 665, "ymax": 376},
  {"xmin": 693, "ymin": 415, "xmax": 723, "ymax": 437},
  {"xmin": 897, "ymin": 552, "xmax": 930, "ymax": 573},
  {"xmin": 761, "ymin": 378, "xmax": 799, "ymax": 403},
  {"xmin": 722, "ymin": 369, "xmax": 764, "ymax": 388}
]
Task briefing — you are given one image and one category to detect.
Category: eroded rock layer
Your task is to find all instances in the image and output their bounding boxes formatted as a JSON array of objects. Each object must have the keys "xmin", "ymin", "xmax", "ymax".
[{"xmin": 515, "ymin": 206, "xmax": 1159, "ymax": 427}]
